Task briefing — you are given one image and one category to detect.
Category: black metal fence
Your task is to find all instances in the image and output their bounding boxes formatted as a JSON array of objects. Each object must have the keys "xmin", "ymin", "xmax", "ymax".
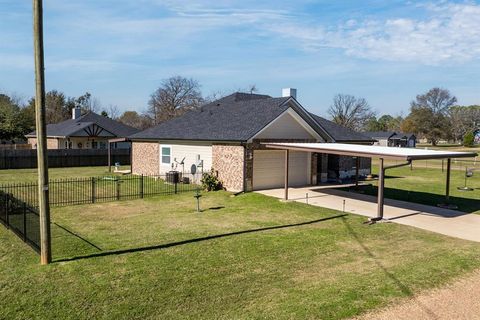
[
  {"xmin": 0, "ymin": 148, "xmax": 131, "ymax": 169},
  {"xmin": 0, "ymin": 173, "xmax": 200, "ymax": 208},
  {"xmin": 0, "ymin": 190, "xmax": 40, "ymax": 252}
]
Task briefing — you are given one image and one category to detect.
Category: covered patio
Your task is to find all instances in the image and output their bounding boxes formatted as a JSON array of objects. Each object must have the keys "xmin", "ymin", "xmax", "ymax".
[{"xmin": 263, "ymin": 142, "xmax": 477, "ymax": 222}]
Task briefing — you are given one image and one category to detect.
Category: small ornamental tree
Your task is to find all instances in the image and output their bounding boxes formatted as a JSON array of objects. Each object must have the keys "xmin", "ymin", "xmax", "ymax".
[{"xmin": 463, "ymin": 131, "xmax": 475, "ymax": 147}]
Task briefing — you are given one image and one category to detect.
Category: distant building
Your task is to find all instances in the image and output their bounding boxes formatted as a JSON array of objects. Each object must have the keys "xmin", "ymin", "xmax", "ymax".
[
  {"xmin": 26, "ymin": 107, "xmax": 139, "ymax": 149},
  {"xmin": 474, "ymin": 130, "xmax": 480, "ymax": 145},
  {"xmin": 365, "ymin": 131, "xmax": 416, "ymax": 148}
]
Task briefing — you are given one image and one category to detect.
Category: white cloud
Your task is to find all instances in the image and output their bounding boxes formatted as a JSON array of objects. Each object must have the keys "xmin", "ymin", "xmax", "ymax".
[{"xmin": 267, "ymin": 1, "xmax": 480, "ymax": 65}]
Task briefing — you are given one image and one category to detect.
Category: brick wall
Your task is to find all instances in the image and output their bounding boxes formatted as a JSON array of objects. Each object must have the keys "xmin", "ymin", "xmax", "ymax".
[
  {"xmin": 28, "ymin": 137, "xmax": 59, "ymax": 149},
  {"xmin": 212, "ymin": 145, "xmax": 245, "ymax": 192},
  {"xmin": 131, "ymin": 142, "xmax": 159, "ymax": 176}
]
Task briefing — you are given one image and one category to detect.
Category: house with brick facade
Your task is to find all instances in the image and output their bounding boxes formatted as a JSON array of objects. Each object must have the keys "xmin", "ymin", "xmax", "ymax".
[
  {"xmin": 26, "ymin": 107, "xmax": 139, "ymax": 150},
  {"xmin": 129, "ymin": 89, "xmax": 374, "ymax": 192}
]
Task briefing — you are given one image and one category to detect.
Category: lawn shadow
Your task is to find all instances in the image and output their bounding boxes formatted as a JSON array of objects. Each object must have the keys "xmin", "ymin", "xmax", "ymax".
[
  {"xmin": 55, "ymin": 214, "xmax": 347, "ymax": 263},
  {"xmin": 340, "ymin": 216, "xmax": 439, "ymax": 318},
  {"xmin": 53, "ymin": 221, "xmax": 102, "ymax": 251},
  {"xmin": 207, "ymin": 206, "xmax": 225, "ymax": 211}
]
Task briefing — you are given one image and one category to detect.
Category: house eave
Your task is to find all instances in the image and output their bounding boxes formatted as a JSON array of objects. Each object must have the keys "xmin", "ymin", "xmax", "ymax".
[{"xmin": 129, "ymin": 137, "xmax": 245, "ymax": 144}]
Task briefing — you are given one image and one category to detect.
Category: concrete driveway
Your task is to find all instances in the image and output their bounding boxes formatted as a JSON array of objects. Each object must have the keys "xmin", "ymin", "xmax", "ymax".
[{"xmin": 256, "ymin": 185, "xmax": 480, "ymax": 242}]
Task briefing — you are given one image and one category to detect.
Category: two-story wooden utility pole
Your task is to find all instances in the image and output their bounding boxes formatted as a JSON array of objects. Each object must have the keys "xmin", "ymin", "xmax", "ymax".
[{"xmin": 33, "ymin": 0, "xmax": 52, "ymax": 265}]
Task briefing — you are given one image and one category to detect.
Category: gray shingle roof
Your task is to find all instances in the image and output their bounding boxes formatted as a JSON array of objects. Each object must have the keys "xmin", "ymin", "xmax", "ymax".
[
  {"xmin": 130, "ymin": 92, "xmax": 372, "ymax": 143},
  {"xmin": 130, "ymin": 94, "xmax": 291, "ymax": 141},
  {"xmin": 26, "ymin": 112, "xmax": 139, "ymax": 138},
  {"xmin": 364, "ymin": 131, "xmax": 397, "ymax": 139},
  {"xmin": 364, "ymin": 131, "xmax": 416, "ymax": 140},
  {"xmin": 391, "ymin": 132, "xmax": 416, "ymax": 139},
  {"xmin": 309, "ymin": 113, "xmax": 374, "ymax": 142}
]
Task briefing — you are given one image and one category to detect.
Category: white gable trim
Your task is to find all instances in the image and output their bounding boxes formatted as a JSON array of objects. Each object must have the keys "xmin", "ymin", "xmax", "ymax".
[
  {"xmin": 248, "ymin": 108, "xmax": 323, "ymax": 142},
  {"xmin": 69, "ymin": 124, "xmax": 116, "ymax": 138},
  {"xmin": 286, "ymin": 98, "xmax": 335, "ymax": 142}
]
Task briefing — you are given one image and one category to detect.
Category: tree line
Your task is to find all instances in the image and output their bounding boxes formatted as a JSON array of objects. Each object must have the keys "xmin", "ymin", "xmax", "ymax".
[
  {"xmin": 329, "ymin": 88, "xmax": 479, "ymax": 146},
  {"xmin": 0, "ymin": 76, "xmax": 206, "ymax": 142},
  {"xmin": 0, "ymin": 91, "xmax": 113, "ymax": 141},
  {"xmin": 1, "ymin": 77, "xmax": 478, "ymax": 147}
]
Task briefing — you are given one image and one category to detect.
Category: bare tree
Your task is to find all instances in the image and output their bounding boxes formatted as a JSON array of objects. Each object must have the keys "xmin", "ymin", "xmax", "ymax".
[
  {"xmin": 148, "ymin": 76, "xmax": 204, "ymax": 124},
  {"xmin": 248, "ymin": 84, "xmax": 258, "ymax": 94},
  {"xmin": 449, "ymin": 105, "xmax": 480, "ymax": 142},
  {"xmin": 328, "ymin": 94, "xmax": 375, "ymax": 131},
  {"xmin": 76, "ymin": 92, "xmax": 101, "ymax": 113},
  {"xmin": 411, "ymin": 88, "xmax": 457, "ymax": 114},
  {"xmin": 106, "ymin": 104, "xmax": 120, "ymax": 120},
  {"xmin": 204, "ymin": 90, "xmax": 228, "ymax": 103}
]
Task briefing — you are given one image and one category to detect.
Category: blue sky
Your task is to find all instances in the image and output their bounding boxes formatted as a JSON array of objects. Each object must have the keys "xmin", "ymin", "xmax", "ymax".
[{"xmin": 1, "ymin": 0, "xmax": 479, "ymax": 117}]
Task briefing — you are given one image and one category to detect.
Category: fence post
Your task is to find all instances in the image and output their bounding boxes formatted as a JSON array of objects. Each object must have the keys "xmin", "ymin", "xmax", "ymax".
[
  {"xmin": 6, "ymin": 195, "xmax": 9, "ymax": 227},
  {"xmin": 140, "ymin": 174, "xmax": 144, "ymax": 199},
  {"xmin": 116, "ymin": 179, "xmax": 121, "ymax": 201},
  {"xmin": 91, "ymin": 177, "xmax": 96, "ymax": 204},
  {"xmin": 23, "ymin": 202, "xmax": 27, "ymax": 241}
]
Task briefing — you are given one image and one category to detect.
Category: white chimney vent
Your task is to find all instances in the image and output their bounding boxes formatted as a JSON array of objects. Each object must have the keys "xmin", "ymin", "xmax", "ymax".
[
  {"xmin": 72, "ymin": 107, "xmax": 81, "ymax": 119},
  {"xmin": 282, "ymin": 88, "xmax": 297, "ymax": 99}
]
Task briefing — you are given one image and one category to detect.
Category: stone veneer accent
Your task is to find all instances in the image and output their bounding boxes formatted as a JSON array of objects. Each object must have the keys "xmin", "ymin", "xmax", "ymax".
[
  {"xmin": 131, "ymin": 141, "xmax": 159, "ymax": 176},
  {"xmin": 212, "ymin": 145, "xmax": 245, "ymax": 192}
]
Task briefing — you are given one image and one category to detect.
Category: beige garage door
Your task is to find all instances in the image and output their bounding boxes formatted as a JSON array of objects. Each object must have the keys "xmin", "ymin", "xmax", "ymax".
[{"xmin": 253, "ymin": 150, "xmax": 310, "ymax": 190}]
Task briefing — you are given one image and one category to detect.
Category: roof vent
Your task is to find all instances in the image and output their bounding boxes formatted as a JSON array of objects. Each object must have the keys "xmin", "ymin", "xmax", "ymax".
[{"xmin": 282, "ymin": 88, "xmax": 297, "ymax": 99}]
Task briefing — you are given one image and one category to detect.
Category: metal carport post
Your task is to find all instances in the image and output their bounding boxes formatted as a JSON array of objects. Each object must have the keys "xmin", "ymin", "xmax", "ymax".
[
  {"xmin": 284, "ymin": 149, "xmax": 289, "ymax": 201},
  {"xmin": 375, "ymin": 158, "xmax": 412, "ymax": 221}
]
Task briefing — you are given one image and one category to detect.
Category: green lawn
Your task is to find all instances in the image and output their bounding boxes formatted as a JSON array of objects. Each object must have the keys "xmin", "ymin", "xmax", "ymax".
[
  {"xmin": 0, "ymin": 166, "xmax": 125, "ymax": 183},
  {"xmin": 1, "ymin": 191, "xmax": 480, "ymax": 319},
  {"xmin": 351, "ymin": 164, "xmax": 480, "ymax": 214}
]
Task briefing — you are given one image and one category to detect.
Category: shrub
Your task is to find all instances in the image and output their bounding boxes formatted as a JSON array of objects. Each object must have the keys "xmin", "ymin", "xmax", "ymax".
[
  {"xmin": 201, "ymin": 169, "xmax": 223, "ymax": 191},
  {"xmin": 463, "ymin": 131, "xmax": 475, "ymax": 147}
]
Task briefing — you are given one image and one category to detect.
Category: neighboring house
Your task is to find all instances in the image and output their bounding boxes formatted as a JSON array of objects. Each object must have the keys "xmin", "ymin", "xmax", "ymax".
[
  {"xmin": 26, "ymin": 107, "xmax": 139, "ymax": 150},
  {"xmin": 366, "ymin": 131, "xmax": 416, "ymax": 148},
  {"xmin": 129, "ymin": 89, "xmax": 374, "ymax": 192}
]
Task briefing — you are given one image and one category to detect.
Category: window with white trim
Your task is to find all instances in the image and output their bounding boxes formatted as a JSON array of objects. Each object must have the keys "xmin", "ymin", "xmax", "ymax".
[{"xmin": 161, "ymin": 146, "xmax": 171, "ymax": 165}]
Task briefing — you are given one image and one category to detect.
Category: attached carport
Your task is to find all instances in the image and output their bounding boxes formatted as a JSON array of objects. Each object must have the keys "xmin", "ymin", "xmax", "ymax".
[{"xmin": 264, "ymin": 142, "xmax": 477, "ymax": 222}]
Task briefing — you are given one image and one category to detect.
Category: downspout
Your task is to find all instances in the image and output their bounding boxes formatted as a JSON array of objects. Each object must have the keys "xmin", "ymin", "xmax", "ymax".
[{"xmin": 372, "ymin": 158, "xmax": 412, "ymax": 222}]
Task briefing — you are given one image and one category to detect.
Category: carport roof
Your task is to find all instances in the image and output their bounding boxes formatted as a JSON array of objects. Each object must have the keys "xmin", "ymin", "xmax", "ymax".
[{"xmin": 264, "ymin": 142, "xmax": 478, "ymax": 161}]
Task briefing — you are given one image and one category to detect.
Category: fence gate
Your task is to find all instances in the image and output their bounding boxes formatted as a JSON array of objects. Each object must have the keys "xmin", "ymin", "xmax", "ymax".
[{"xmin": 0, "ymin": 191, "xmax": 40, "ymax": 253}]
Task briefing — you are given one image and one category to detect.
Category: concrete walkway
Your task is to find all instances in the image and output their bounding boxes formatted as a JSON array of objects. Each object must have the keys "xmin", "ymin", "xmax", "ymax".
[{"xmin": 256, "ymin": 185, "xmax": 480, "ymax": 242}]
